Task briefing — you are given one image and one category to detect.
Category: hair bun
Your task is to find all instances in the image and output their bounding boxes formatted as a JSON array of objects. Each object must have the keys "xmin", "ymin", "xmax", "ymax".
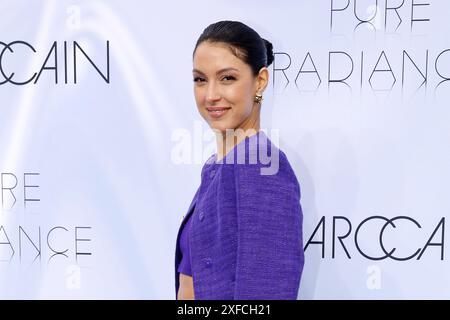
[{"xmin": 262, "ymin": 38, "xmax": 274, "ymax": 66}]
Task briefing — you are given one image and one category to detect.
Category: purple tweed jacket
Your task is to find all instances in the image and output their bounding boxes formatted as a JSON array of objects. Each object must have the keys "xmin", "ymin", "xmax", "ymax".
[{"xmin": 174, "ymin": 131, "xmax": 304, "ymax": 300}]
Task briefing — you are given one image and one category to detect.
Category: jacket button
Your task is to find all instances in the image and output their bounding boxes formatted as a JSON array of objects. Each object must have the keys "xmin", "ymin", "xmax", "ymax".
[
  {"xmin": 203, "ymin": 258, "xmax": 212, "ymax": 267},
  {"xmin": 198, "ymin": 211, "xmax": 205, "ymax": 221},
  {"xmin": 209, "ymin": 170, "xmax": 216, "ymax": 179}
]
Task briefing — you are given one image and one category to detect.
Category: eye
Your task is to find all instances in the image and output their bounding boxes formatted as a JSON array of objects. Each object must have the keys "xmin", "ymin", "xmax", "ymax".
[
  {"xmin": 222, "ymin": 75, "xmax": 236, "ymax": 81},
  {"xmin": 193, "ymin": 76, "xmax": 205, "ymax": 83}
]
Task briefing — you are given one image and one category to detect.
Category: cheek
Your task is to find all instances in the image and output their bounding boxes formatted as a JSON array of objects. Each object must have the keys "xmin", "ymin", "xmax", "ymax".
[
  {"xmin": 227, "ymin": 84, "xmax": 253, "ymax": 114},
  {"xmin": 193, "ymin": 87, "xmax": 204, "ymax": 108},
  {"xmin": 193, "ymin": 86, "xmax": 200, "ymax": 101},
  {"xmin": 225, "ymin": 83, "xmax": 250, "ymax": 107}
]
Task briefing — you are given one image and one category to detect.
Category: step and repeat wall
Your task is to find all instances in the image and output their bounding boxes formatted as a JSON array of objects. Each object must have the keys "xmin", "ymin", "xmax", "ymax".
[{"xmin": 0, "ymin": 0, "xmax": 449, "ymax": 299}]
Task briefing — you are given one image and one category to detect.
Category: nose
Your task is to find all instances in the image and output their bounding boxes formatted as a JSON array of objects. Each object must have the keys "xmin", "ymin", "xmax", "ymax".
[{"xmin": 205, "ymin": 81, "xmax": 221, "ymax": 104}]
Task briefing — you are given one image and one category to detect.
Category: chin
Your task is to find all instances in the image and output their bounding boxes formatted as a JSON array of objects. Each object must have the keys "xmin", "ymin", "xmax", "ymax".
[
  {"xmin": 209, "ymin": 124, "xmax": 227, "ymax": 135},
  {"xmin": 208, "ymin": 121, "xmax": 234, "ymax": 135}
]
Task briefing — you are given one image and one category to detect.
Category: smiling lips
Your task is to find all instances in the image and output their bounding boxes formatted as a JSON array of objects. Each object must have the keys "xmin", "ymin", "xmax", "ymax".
[{"xmin": 206, "ymin": 106, "xmax": 231, "ymax": 119}]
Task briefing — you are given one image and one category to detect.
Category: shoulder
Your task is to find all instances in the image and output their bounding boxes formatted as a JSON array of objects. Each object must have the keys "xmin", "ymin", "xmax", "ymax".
[{"xmin": 233, "ymin": 132, "xmax": 300, "ymax": 198}]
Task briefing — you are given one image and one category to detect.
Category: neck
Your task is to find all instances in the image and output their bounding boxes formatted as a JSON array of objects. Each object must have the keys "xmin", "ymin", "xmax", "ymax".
[{"xmin": 215, "ymin": 108, "xmax": 261, "ymax": 162}]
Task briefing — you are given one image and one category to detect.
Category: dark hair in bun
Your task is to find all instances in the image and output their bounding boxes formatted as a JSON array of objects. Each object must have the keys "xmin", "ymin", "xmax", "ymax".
[
  {"xmin": 194, "ymin": 20, "xmax": 274, "ymax": 76},
  {"xmin": 262, "ymin": 38, "xmax": 274, "ymax": 66}
]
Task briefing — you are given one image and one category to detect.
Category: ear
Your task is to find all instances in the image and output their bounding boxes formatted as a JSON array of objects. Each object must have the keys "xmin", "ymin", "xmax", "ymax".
[{"xmin": 255, "ymin": 67, "xmax": 269, "ymax": 95}]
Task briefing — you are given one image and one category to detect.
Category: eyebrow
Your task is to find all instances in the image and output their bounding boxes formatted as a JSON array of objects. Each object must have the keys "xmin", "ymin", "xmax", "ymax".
[{"xmin": 192, "ymin": 67, "xmax": 239, "ymax": 75}]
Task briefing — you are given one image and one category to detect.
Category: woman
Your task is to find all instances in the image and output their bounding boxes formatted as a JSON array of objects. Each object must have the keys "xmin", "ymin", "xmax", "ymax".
[{"xmin": 175, "ymin": 20, "xmax": 304, "ymax": 300}]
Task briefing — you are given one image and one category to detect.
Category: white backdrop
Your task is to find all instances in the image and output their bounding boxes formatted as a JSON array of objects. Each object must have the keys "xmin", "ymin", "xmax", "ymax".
[{"xmin": 0, "ymin": 0, "xmax": 449, "ymax": 299}]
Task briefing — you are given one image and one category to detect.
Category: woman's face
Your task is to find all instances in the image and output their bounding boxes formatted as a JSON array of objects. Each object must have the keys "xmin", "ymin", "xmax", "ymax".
[{"xmin": 192, "ymin": 41, "xmax": 264, "ymax": 134}]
